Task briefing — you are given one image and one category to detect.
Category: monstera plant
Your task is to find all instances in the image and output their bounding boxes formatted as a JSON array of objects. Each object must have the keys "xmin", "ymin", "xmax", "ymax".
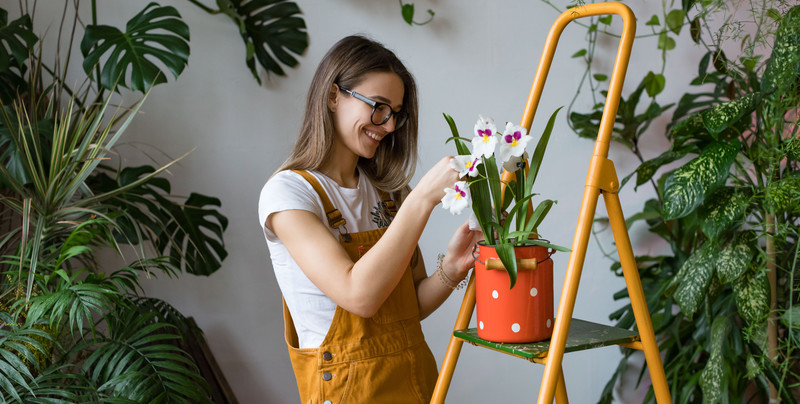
[
  {"xmin": 547, "ymin": 0, "xmax": 800, "ymax": 402},
  {"xmin": 0, "ymin": 0, "xmax": 307, "ymax": 401}
]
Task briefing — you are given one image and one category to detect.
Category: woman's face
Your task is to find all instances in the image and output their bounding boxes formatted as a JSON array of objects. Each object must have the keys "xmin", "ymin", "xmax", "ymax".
[{"xmin": 329, "ymin": 71, "xmax": 405, "ymax": 160}]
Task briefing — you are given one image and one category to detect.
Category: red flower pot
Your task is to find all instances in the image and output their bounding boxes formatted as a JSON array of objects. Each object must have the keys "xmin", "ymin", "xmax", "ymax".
[{"xmin": 474, "ymin": 243, "xmax": 554, "ymax": 343}]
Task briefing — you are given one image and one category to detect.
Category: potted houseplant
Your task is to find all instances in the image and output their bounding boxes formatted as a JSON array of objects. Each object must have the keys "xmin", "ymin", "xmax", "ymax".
[
  {"xmin": 558, "ymin": 0, "xmax": 800, "ymax": 401},
  {"xmin": 441, "ymin": 111, "xmax": 570, "ymax": 343}
]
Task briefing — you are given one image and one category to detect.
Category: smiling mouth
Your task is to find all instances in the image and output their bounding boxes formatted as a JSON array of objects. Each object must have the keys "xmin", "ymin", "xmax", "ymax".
[{"xmin": 366, "ymin": 131, "xmax": 382, "ymax": 142}]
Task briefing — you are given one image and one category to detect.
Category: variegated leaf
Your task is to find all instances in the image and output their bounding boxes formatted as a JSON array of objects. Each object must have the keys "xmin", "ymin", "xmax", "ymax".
[
  {"xmin": 634, "ymin": 149, "xmax": 688, "ymax": 189},
  {"xmin": 761, "ymin": 5, "xmax": 800, "ymax": 97},
  {"xmin": 669, "ymin": 113, "xmax": 705, "ymax": 145},
  {"xmin": 765, "ymin": 176, "xmax": 800, "ymax": 213},
  {"xmin": 700, "ymin": 316, "xmax": 732, "ymax": 403},
  {"xmin": 674, "ymin": 243, "xmax": 717, "ymax": 318},
  {"xmin": 663, "ymin": 142, "xmax": 738, "ymax": 220},
  {"xmin": 698, "ymin": 187, "xmax": 749, "ymax": 240},
  {"xmin": 733, "ymin": 270, "xmax": 770, "ymax": 325},
  {"xmin": 701, "ymin": 93, "xmax": 761, "ymax": 136},
  {"xmin": 716, "ymin": 238, "xmax": 752, "ymax": 283}
]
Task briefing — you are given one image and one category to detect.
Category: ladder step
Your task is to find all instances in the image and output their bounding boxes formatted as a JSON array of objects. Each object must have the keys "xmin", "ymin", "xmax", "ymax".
[{"xmin": 454, "ymin": 319, "xmax": 639, "ymax": 362}]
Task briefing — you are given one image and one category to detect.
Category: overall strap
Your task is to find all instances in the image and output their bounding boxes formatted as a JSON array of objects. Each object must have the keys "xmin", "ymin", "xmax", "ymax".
[{"xmin": 291, "ymin": 170, "xmax": 346, "ymax": 229}]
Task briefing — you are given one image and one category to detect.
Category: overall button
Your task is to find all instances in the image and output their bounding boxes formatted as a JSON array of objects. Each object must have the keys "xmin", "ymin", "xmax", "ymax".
[
  {"xmin": 324, "ymin": 401, "xmax": 333, "ymax": 404},
  {"xmin": 323, "ymin": 351, "xmax": 333, "ymax": 361},
  {"xmin": 322, "ymin": 371, "xmax": 332, "ymax": 381}
]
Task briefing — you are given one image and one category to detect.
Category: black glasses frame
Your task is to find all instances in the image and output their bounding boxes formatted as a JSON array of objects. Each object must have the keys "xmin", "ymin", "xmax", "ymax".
[{"xmin": 339, "ymin": 87, "xmax": 408, "ymax": 129}]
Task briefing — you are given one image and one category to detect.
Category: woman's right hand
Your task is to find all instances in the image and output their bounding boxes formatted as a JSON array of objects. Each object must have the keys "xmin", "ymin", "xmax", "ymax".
[{"xmin": 412, "ymin": 156, "xmax": 461, "ymax": 207}]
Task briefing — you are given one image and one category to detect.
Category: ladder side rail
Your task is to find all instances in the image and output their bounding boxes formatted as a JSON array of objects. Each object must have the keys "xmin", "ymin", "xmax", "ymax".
[{"xmin": 519, "ymin": 3, "xmax": 638, "ymax": 404}]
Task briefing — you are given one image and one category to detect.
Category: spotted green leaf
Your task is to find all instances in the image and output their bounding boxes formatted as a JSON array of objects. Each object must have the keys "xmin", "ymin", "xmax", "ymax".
[
  {"xmin": 761, "ymin": 5, "xmax": 800, "ymax": 97},
  {"xmin": 80, "ymin": 3, "xmax": 190, "ymax": 92},
  {"xmin": 634, "ymin": 149, "xmax": 688, "ymax": 189},
  {"xmin": 765, "ymin": 175, "xmax": 800, "ymax": 213},
  {"xmin": 698, "ymin": 187, "xmax": 749, "ymax": 240},
  {"xmin": 663, "ymin": 142, "xmax": 738, "ymax": 220},
  {"xmin": 699, "ymin": 316, "xmax": 732, "ymax": 403},
  {"xmin": 716, "ymin": 237, "xmax": 752, "ymax": 283},
  {"xmin": 701, "ymin": 93, "xmax": 762, "ymax": 136},
  {"xmin": 733, "ymin": 269, "xmax": 770, "ymax": 325},
  {"xmin": 672, "ymin": 243, "xmax": 716, "ymax": 318}
]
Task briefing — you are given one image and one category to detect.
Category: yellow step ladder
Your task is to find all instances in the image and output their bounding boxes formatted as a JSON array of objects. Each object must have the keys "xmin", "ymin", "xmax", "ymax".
[{"xmin": 431, "ymin": 3, "xmax": 672, "ymax": 403}]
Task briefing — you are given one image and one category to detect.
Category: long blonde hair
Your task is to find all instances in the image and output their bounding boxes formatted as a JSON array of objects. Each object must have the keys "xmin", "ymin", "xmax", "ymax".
[{"xmin": 276, "ymin": 35, "xmax": 418, "ymax": 192}]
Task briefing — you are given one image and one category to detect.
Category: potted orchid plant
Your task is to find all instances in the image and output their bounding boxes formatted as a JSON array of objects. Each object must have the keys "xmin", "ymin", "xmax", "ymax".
[{"xmin": 441, "ymin": 110, "xmax": 570, "ymax": 343}]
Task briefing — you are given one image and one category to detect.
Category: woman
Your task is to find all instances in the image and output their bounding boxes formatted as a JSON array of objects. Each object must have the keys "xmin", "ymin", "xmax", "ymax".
[{"xmin": 259, "ymin": 35, "xmax": 480, "ymax": 403}]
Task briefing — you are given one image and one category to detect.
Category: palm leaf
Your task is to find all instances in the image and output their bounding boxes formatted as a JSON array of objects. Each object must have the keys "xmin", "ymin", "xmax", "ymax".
[
  {"xmin": 77, "ymin": 309, "xmax": 208, "ymax": 403},
  {"xmin": 80, "ymin": 3, "xmax": 190, "ymax": 92},
  {"xmin": 0, "ymin": 312, "xmax": 54, "ymax": 402}
]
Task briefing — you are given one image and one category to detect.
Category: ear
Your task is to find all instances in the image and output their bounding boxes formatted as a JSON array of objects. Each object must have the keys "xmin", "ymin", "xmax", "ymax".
[{"xmin": 327, "ymin": 83, "xmax": 339, "ymax": 112}]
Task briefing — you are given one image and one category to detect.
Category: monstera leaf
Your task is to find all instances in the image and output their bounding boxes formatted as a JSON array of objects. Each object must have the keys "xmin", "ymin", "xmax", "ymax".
[
  {"xmin": 88, "ymin": 165, "xmax": 228, "ymax": 276},
  {"xmin": 221, "ymin": 0, "xmax": 308, "ymax": 82},
  {"xmin": 0, "ymin": 11, "xmax": 36, "ymax": 73},
  {"xmin": 156, "ymin": 192, "xmax": 228, "ymax": 276},
  {"xmin": 80, "ymin": 3, "xmax": 190, "ymax": 92},
  {"xmin": 0, "ymin": 11, "xmax": 36, "ymax": 102}
]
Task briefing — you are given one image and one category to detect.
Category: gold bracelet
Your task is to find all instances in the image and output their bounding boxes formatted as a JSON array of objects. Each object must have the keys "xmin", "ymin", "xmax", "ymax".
[{"xmin": 436, "ymin": 253, "xmax": 468, "ymax": 290}]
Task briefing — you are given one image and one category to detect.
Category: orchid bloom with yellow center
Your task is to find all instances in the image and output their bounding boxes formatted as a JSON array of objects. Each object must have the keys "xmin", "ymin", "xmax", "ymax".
[
  {"xmin": 450, "ymin": 154, "xmax": 481, "ymax": 177},
  {"xmin": 441, "ymin": 181, "xmax": 471, "ymax": 215},
  {"xmin": 498, "ymin": 122, "xmax": 530, "ymax": 164},
  {"xmin": 472, "ymin": 115, "xmax": 498, "ymax": 158}
]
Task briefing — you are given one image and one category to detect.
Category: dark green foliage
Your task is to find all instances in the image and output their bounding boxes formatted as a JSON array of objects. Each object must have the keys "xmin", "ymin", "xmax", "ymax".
[
  {"xmin": 218, "ymin": 0, "xmax": 309, "ymax": 82},
  {"xmin": 561, "ymin": 1, "xmax": 800, "ymax": 402},
  {"xmin": 81, "ymin": 3, "xmax": 190, "ymax": 92}
]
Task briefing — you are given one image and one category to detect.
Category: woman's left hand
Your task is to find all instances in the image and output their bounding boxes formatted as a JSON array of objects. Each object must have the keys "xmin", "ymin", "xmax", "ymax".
[{"xmin": 442, "ymin": 221, "xmax": 484, "ymax": 280}]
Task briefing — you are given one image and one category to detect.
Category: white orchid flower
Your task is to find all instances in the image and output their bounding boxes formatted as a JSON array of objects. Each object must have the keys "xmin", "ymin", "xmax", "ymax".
[
  {"xmin": 472, "ymin": 115, "xmax": 498, "ymax": 158},
  {"xmin": 503, "ymin": 151, "xmax": 529, "ymax": 173},
  {"xmin": 450, "ymin": 155, "xmax": 481, "ymax": 177},
  {"xmin": 442, "ymin": 181, "xmax": 471, "ymax": 215},
  {"xmin": 498, "ymin": 122, "xmax": 530, "ymax": 164}
]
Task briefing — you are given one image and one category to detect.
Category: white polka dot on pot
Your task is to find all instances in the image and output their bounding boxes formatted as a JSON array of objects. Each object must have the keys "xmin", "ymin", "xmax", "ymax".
[
  {"xmin": 530, "ymin": 288, "xmax": 538, "ymax": 297},
  {"xmin": 479, "ymin": 321, "xmax": 484, "ymax": 329},
  {"xmin": 511, "ymin": 323, "xmax": 520, "ymax": 333},
  {"xmin": 546, "ymin": 319, "xmax": 552, "ymax": 328},
  {"xmin": 491, "ymin": 290, "xmax": 499, "ymax": 299}
]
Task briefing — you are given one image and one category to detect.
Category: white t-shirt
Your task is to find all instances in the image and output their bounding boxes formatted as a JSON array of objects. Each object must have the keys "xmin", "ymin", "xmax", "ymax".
[{"xmin": 258, "ymin": 169, "xmax": 391, "ymax": 348}]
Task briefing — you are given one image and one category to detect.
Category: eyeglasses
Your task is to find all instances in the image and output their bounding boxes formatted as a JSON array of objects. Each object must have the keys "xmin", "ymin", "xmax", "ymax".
[{"xmin": 339, "ymin": 87, "xmax": 408, "ymax": 129}]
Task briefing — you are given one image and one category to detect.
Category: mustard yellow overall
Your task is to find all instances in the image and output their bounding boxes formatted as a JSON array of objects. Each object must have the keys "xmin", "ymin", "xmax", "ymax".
[{"xmin": 282, "ymin": 171, "xmax": 439, "ymax": 404}]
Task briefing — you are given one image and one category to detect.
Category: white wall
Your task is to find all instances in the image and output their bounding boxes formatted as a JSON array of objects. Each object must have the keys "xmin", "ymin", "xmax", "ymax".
[{"xmin": 30, "ymin": 0, "xmax": 707, "ymax": 402}]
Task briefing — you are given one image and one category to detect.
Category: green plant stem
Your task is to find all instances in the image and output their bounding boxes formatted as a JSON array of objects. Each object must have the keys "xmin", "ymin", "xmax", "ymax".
[
  {"xmin": 186, "ymin": 0, "xmax": 220, "ymax": 15},
  {"xmin": 766, "ymin": 212, "xmax": 779, "ymax": 402}
]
